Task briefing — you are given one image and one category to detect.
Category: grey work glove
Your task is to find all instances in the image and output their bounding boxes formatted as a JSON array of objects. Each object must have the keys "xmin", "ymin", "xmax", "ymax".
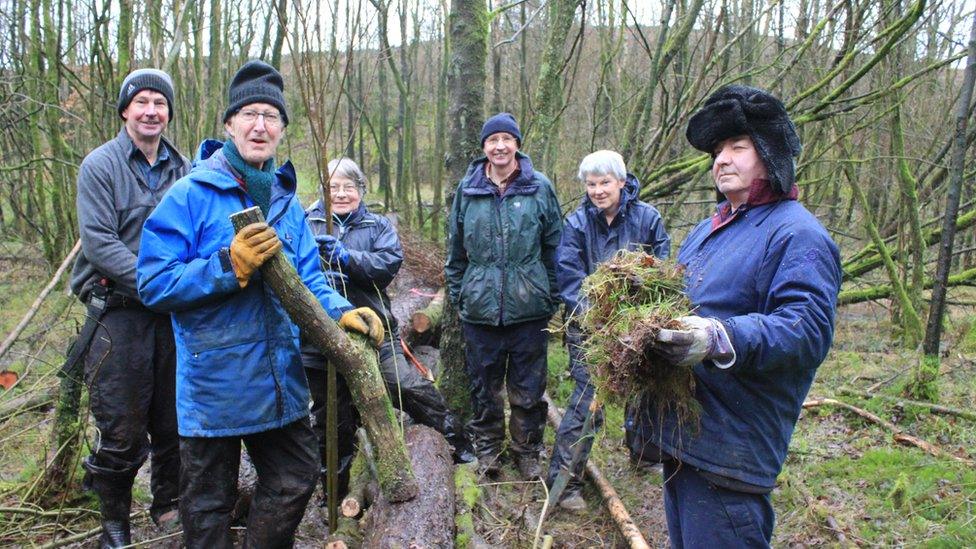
[{"xmin": 646, "ymin": 316, "xmax": 735, "ymax": 368}]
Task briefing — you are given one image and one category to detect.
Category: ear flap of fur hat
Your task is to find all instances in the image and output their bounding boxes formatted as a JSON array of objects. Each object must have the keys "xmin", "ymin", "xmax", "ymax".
[{"xmin": 686, "ymin": 85, "xmax": 802, "ymax": 194}]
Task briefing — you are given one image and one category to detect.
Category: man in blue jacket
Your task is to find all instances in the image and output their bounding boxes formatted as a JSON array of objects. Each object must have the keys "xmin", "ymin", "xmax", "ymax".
[
  {"xmin": 634, "ymin": 85, "xmax": 842, "ymax": 547},
  {"xmin": 136, "ymin": 60, "xmax": 383, "ymax": 548},
  {"xmin": 546, "ymin": 150, "xmax": 670, "ymax": 512},
  {"xmin": 445, "ymin": 113, "xmax": 562, "ymax": 479}
]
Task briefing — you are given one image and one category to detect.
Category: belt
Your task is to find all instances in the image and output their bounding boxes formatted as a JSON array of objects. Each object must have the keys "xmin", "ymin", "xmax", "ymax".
[{"xmin": 101, "ymin": 293, "xmax": 149, "ymax": 310}]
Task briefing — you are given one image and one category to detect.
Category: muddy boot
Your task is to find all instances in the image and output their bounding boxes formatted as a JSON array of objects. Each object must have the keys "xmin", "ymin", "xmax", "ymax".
[
  {"xmin": 443, "ymin": 416, "xmax": 476, "ymax": 464},
  {"xmin": 515, "ymin": 453, "xmax": 541, "ymax": 481},
  {"xmin": 84, "ymin": 458, "xmax": 134, "ymax": 549},
  {"xmin": 476, "ymin": 451, "xmax": 503, "ymax": 478},
  {"xmin": 97, "ymin": 491, "xmax": 132, "ymax": 548},
  {"xmin": 558, "ymin": 486, "xmax": 587, "ymax": 512}
]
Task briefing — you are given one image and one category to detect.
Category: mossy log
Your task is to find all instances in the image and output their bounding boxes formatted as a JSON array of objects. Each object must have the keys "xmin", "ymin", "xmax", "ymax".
[
  {"xmin": 324, "ymin": 517, "xmax": 363, "ymax": 549},
  {"xmin": 362, "ymin": 425, "xmax": 455, "ymax": 547},
  {"xmin": 453, "ymin": 461, "xmax": 482, "ymax": 549},
  {"xmin": 231, "ymin": 207, "xmax": 417, "ymax": 503},
  {"xmin": 404, "ymin": 288, "xmax": 444, "ymax": 346}
]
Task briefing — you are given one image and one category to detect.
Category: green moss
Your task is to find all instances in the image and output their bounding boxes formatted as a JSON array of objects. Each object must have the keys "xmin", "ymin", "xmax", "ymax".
[
  {"xmin": 791, "ymin": 448, "xmax": 976, "ymax": 544},
  {"xmin": 453, "ymin": 465, "xmax": 480, "ymax": 549},
  {"xmin": 904, "ymin": 354, "xmax": 940, "ymax": 402},
  {"xmin": 960, "ymin": 316, "xmax": 976, "ymax": 353}
]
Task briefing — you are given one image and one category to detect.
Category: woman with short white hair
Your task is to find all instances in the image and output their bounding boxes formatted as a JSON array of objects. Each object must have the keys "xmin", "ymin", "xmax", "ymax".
[{"xmin": 546, "ymin": 149, "xmax": 670, "ymax": 512}]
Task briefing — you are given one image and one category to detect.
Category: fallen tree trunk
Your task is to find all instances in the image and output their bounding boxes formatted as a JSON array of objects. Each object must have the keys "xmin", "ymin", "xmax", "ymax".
[
  {"xmin": 362, "ymin": 425, "xmax": 455, "ymax": 547},
  {"xmin": 404, "ymin": 288, "xmax": 444, "ymax": 346},
  {"xmin": 803, "ymin": 397, "xmax": 975, "ymax": 466},
  {"xmin": 0, "ymin": 386, "xmax": 56, "ymax": 422},
  {"xmin": 231, "ymin": 207, "xmax": 417, "ymax": 503},
  {"xmin": 838, "ymin": 387, "xmax": 976, "ymax": 421},
  {"xmin": 838, "ymin": 266, "xmax": 976, "ymax": 305},
  {"xmin": 543, "ymin": 393, "xmax": 650, "ymax": 549},
  {"xmin": 0, "ymin": 239, "xmax": 81, "ymax": 363}
]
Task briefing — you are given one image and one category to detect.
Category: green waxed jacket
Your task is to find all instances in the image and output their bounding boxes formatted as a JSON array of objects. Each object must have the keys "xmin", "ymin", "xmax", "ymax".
[{"xmin": 445, "ymin": 152, "xmax": 562, "ymax": 326}]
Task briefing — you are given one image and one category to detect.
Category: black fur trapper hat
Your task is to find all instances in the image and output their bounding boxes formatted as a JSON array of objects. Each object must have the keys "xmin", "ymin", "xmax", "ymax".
[{"xmin": 686, "ymin": 85, "xmax": 801, "ymax": 194}]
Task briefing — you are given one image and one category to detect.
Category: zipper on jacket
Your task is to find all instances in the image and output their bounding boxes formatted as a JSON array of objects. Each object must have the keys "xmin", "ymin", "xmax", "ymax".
[
  {"xmin": 260, "ymin": 265, "xmax": 285, "ymax": 420},
  {"xmin": 496, "ymin": 192, "xmax": 507, "ymax": 325}
]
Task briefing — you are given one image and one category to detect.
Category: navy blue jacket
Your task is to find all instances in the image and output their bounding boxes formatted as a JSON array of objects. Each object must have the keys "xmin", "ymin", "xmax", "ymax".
[
  {"xmin": 557, "ymin": 173, "xmax": 670, "ymax": 315},
  {"xmin": 646, "ymin": 197, "xmax": 841, "ymax": 489},
  {"xmin": 305, "ymin": 200, "xmax": 403, "ymax": 336}
]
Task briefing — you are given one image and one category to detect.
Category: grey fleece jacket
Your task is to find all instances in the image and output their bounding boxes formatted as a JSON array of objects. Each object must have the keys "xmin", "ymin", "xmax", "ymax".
[{"xmin": 70, "ymin": 128, "xmax": 189, "ymax": 302}]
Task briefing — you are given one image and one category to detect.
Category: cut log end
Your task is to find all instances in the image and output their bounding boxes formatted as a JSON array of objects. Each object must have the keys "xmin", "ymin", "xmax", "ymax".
[{"xmin": 340, "ymin": 498, "xmax": 361, "ymax": 518}]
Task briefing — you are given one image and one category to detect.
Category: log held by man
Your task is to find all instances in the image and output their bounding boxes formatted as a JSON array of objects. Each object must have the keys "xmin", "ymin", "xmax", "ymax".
[{"xmin": 230, "ymin": 206, "xmax": 418, "ymax": 503}]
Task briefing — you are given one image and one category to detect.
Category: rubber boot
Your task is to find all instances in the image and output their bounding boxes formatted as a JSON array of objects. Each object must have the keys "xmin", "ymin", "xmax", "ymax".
[
  {"xmin": 443, "ymin": 415, "xmax": 476, "ymax": 464},
  {"xmin": 96, "ymin": 487, "xmax": 132, "ymax": 548},
  {"xmin": 84, "ymin": 457, "xmax": 133, "ymax": 549}
]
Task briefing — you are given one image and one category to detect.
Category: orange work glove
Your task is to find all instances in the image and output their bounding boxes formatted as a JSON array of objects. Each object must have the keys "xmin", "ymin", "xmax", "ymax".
[
  {"xmin": 229, "ymin": 222, "xmax": 282, "ymax": 288},
  {"xmin": 338, "ymin": 307, "xmax": 385, "ymax": 348}
]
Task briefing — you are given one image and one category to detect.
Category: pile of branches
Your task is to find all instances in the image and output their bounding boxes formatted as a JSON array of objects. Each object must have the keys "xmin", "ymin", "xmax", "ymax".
[{"xmin": 577, "ymin": 251, "xmax": 698, "ymax": 418}]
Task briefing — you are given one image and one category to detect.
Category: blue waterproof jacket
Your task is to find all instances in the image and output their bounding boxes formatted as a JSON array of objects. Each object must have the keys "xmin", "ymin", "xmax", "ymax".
[
  {"xmin": 445, "ymin": 152, "xmax": 562, "ymax": 326},
  {"xmin": 137, "ymin": 140, "xmax": 352, "ymax": 437},
  {"xmin": 557, "ymin": 173, "xmax": 670, "ymax": 315},
  {"xmin": 642, "ymin": 198, "xmax": 841, "ymax": 489}
]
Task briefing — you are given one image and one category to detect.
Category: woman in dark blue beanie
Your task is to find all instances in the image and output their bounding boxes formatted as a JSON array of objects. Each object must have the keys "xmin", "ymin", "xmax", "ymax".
[{"xmin": 446, "ymin": 112, "xmax": 562, "ymax": 481}]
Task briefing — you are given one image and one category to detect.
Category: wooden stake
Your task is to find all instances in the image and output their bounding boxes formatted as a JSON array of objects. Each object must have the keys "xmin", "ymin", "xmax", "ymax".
[{"xmin": 543, "ymin": 393, "xmax": 650, "ymax": 549}]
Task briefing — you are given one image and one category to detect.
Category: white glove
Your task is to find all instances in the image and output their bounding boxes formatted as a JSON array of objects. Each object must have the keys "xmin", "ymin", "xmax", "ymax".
[{"xmin": 648, "ymin": 316, "xmax": 735, "ymax": 368}]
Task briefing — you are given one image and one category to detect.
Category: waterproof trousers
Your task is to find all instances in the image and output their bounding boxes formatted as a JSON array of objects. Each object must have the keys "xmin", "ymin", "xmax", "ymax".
[
  {"xmin": 178, "ymin": 418, "xmax": 319, "ymax": 549},
  {"xmin": 305, "ymin": 339, "xmax": 469, "ymax": 486},
  {"xmin": 546, "ymin": 326, "xmax": 603, "ymax": 493},
  {"xmin": 662, "ymin": 461, "xmax": 774, "ymax": 548},
  {"xmin": 461, "ymin": 318, "xmax": 549, "ymax": 461},
  {"xmin": 82, "ymin": 305, "xmax": 179, "ymax": 523}
]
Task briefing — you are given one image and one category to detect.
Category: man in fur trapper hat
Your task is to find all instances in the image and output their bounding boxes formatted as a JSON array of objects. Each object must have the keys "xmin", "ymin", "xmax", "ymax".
[{"xmin": 627, "ymin": 85, "xmax": 843, "ymax": 547}]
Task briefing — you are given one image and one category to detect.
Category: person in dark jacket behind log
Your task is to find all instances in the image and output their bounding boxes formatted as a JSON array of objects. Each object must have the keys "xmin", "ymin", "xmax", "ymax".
[
  {"xmin": 302, "ymin": 157, "xmax": 475, "ymax": 501},
  {"xmin": 632, "ymin": 85, "xmax": 842, "ymax": 548},
  {"xmin": 546, "ymin": 150, "xmax": 670, "ymax": 512},
  {"xmin": 69, "ymin": 68, "xmax": 188, "ymax": 547},
  {"xmin": 445, "ymin": 113, "xmax": 563, "ymax": 480}
]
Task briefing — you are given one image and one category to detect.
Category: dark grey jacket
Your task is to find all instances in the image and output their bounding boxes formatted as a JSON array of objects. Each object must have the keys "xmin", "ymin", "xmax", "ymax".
[{"xmin": 70, "ymin": 128, "xmax": 189, "ymax": 302}]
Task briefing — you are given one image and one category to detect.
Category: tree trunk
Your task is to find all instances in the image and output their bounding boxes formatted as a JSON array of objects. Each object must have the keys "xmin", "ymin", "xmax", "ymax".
[
  {"xmin": 230, "ymin": 207, "xmax": 418, "ymax": 503},
  {"xmin": 362, "ymin": 425, "xmax": 455, "ymax": 547},
  {"xmin": 528, "ymin": 0, "xmax": 578, "ymax": 174},
  {"xmin": 441, "ymin": 0, "xmax": 488, "ymax": 418},
  {"xmin": 915, "ymin": 11, "xmax": 976, "ymax": 399}
]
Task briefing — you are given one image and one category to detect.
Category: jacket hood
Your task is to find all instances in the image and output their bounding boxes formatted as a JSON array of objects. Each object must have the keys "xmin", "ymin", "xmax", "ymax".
[
  {"xmin": 463, "ymin": 151, "xmax": 539, "ymax": 195},
  {"xmin": 190, "ymin": 138, "xmax": 296, "ymax": 192},
  {"xmin": 582, "ymin": 172, "xmax": 641, "ymax": 217}
]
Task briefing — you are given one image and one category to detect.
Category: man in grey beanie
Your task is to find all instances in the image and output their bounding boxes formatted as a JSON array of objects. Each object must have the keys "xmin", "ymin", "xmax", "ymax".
[{"xmin": 69, "ymin": 67, "xmax": 188, "ymax": 548}]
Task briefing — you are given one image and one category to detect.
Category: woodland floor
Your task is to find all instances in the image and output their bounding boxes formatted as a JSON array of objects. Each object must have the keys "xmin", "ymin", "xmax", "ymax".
[{"xmin": 0, "ymin": 235, "xmax": 974, "ymax": 547}]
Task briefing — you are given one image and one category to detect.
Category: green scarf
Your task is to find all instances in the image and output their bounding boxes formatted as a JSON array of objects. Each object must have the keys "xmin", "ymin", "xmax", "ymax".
[{"xmin": 223, "ymin": 140, "xmax": 275, "ymax": 216}]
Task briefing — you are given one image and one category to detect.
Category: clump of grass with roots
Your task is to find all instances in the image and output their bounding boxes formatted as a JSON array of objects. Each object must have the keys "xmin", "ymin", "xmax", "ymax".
[{"xmin": 576, "ymin": 250, "xmax": 700, "ymax": 423}]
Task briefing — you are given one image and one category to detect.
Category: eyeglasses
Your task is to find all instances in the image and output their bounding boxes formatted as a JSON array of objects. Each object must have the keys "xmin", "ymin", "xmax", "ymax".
[
  {"xmin": 330, "ymin": 184, "xmax": 360, "ymax": 194},
  {"xmin": 237, "ymin": 110, "xmax": 283, "ymax": 128},
  {"xmin": 484, "ymin": 134, "xmax": 517, "ymax": 147}
]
